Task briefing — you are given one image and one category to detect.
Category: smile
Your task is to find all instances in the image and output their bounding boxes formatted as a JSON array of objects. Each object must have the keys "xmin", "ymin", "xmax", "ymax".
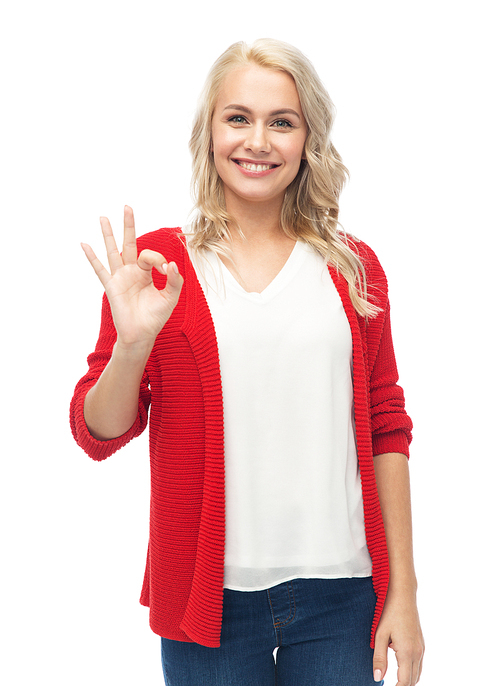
[{"xmin": 234, "ymin": 160, "xmax": 279, "ymax": 172}]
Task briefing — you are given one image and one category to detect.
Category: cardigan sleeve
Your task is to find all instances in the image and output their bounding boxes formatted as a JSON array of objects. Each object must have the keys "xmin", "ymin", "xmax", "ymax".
[
  {"xmin": 69, "ymin": 293, "xmax": 151, "ymax": 461},
  {"xmin": 369, "ymin": 302, "xmax": 413, "ymax": 458}
]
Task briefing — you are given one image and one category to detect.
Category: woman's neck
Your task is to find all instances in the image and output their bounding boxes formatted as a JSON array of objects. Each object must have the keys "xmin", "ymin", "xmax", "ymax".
[
  {"xmin": 218, "ymin": 193, "xmax": 297, "ymax": 292},
  {"xmin": 224, "ymin": 194, "xmax": 285, "ymax": 245}
]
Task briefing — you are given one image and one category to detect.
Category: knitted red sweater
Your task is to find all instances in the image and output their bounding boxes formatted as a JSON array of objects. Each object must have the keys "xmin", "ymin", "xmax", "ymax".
[{"xmin": 70, "ymin": 227, "xmax": 412, "ymax": 649}]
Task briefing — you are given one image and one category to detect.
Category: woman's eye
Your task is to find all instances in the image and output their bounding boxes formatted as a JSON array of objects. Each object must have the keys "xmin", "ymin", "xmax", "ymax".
[{"xmin": 227, "ymin": 116, "xmax": 293, "ymax": 128}]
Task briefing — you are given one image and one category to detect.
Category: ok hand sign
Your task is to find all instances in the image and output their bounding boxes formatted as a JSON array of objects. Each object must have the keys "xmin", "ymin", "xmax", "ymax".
[{"xmin": 81, "ymin": 206, "xmax": 183, "ymax": 351}]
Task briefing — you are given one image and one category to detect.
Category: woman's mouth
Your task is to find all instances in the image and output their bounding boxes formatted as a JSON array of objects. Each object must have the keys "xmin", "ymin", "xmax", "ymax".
[{"xmin": 232, "ymin": 159, "xmax": 280, "ymax": 174}]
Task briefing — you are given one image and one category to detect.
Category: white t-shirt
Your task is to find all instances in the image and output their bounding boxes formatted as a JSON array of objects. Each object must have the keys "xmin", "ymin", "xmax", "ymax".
[{"xmin": 186, "ymin": 235, "xmax": 372, "ymax": 591}]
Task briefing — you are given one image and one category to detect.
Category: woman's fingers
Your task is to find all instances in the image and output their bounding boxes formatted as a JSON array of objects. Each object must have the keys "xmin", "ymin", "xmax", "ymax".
[
  {"xmin": 137, "ymin": 249, "xmax": 169, "ymax": 275},
  {"xmin": 83, "ymin": 212, "xmax": 182, "ymax": 314},
  {"xmin": 373, "ymin": 629, "xmax": 388, "ymax": 683},
  {"xmin": 162, "ymin": 261, "xmax": 184, "ymax": 299},
  {"xmin": 81, "ymin": 242, "xmax": 111, "ymax": 287},
  {"xmin": 100, "ymin": 216, "xmax": 123, "ymax": 274},
  {"xmin": 122, "ymin": 205, "xmax": 137, "ymax": 265},
  {"xmin": 82, "ymin": 216, "xmax": 184, "ymax": 345}
]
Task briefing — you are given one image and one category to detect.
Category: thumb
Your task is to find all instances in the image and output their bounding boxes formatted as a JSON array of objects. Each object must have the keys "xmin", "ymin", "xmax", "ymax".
[
  {"xmin": 373, "ymin": 630, "xmax": 389, "ymax": 683},
  {"xmin": 162, "ymin": 261, "xmax": 184, "ymax": 297}
]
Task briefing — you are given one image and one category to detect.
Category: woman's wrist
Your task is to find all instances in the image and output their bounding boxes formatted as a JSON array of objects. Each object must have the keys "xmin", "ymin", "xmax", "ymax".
[
  {"xmin": 386, "ymin": 572, "xmax": 418, "ymax": 600},
  {"xmin": 113, "ymin": 336, "xmax": 155, "ymax": 364}
]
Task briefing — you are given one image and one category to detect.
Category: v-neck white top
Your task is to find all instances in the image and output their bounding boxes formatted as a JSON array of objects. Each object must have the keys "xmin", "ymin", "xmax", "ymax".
[{"xmin": 185, "ymin": 233, "xmax": 372, "ymax": 591}]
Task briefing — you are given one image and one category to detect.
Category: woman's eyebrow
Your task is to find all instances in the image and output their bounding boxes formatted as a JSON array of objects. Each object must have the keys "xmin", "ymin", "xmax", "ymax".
[
  {"xmin": 222, "ymin": 104, "xmax": 301, "ymax": 119},
  {"xmin": 269, "ymin": 108, "xmax": 301, "ymax": 118},
  {"xmin": 222, "ymin": 104, "xmax": 252, "ymax": 113}
]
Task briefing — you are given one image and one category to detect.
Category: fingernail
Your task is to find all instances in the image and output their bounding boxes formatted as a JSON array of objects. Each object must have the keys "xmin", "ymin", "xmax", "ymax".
[
  {"xmin": 171, "ymin": 262, "xmax": 179, "ymax": 274},
  {"xmin": 162, "ymin": 263, "xmax": 169, "ymax": 274},
  {"xmin": 374, "ymin": 669, "xmax": 383, "ymax": 682}
]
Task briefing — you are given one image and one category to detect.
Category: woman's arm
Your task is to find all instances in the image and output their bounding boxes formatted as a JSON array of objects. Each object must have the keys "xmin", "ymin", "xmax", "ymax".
[
  {"xmin": 372, "ymin": 452, "xmax": 425, "ymax": 685},
  {"xmin": 80, "ymin": 207, "xmax": 183, "ymax": 440},
  {"xmin": 83, "ymin": 340, "xmax": 153, "ymax": 440}
]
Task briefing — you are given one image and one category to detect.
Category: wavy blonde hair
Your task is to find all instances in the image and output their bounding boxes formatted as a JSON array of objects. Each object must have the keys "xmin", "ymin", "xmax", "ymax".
[{"xmin": 188, "ymin": 38, "xmax": 380, "ymax": 318}]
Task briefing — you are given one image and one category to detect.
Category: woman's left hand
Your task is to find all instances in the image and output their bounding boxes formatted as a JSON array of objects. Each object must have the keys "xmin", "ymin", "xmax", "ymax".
[{"xmin": 372, "ymin": 589, "xmax": 425, "ymax": 685}]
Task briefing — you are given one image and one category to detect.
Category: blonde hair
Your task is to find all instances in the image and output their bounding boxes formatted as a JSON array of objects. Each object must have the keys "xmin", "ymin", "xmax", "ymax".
[{"xmin": 188, "ymin": 38, "xmax": 380, "ymax": 318}]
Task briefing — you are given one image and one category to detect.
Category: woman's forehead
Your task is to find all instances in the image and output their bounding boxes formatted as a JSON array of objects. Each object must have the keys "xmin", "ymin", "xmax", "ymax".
[{"xmin": 215, "ymin": 64, "xmax": 301, "ymax": 114}]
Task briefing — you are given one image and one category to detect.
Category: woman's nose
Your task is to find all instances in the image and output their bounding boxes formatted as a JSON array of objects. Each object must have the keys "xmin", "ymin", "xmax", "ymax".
[{"xmin": 244, "ymin": 124, "xmax": 271, "ymax": 154}]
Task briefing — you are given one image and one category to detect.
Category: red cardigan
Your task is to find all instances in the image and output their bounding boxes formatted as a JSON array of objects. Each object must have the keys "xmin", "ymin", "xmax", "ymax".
[{"xmin": 70, "ymin": 227, "xmax": 412, "ymax": 649}]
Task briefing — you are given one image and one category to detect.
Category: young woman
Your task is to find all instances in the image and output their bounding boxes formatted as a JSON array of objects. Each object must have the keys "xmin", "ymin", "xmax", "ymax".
[{"xmin": 71, "ymin": 39, "xmax": 424, "ymax": 686}]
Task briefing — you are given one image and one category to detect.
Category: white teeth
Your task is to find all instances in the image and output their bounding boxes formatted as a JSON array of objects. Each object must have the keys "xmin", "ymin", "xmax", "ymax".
[{"xmin": 238, "ymin": 161, "xmax": 273, "ymax": 171}]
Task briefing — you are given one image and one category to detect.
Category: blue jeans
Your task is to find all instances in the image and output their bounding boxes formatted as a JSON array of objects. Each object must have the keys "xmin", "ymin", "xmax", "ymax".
[{"xmin": 161, "ymin": 576, "xmax": 383, "ymax": 685}]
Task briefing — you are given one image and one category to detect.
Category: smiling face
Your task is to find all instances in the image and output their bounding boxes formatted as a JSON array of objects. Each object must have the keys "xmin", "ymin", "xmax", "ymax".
[{"xmin": 211, "ymin": 64, "xmax": 308, "ymax": 215}]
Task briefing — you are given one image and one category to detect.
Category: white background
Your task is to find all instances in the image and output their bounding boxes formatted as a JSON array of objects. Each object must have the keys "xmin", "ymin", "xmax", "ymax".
[{"xmin": 1, "ymin": 0, "xmax": 498, "ymax": 684}]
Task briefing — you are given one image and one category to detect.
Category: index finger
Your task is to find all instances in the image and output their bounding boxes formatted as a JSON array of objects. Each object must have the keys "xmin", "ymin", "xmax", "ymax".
[
  {"xmin": 122, "ymin": 205, "xmax": 137, "ymax": 265},
  {"xmin": 396, "ymin": 654, "xmax": 415, "ymax": 686}
]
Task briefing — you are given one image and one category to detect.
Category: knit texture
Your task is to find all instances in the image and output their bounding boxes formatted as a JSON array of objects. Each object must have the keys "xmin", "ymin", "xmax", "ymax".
[{"xmin": 70, "ymin": 227, "xmax": 412, "ymax": 649}]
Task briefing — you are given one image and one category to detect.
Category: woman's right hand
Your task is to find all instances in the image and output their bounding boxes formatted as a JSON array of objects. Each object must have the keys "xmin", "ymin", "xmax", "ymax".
[{"xmin": 81, "ymin": 205, "xmax": 183, "ymax": 351}]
